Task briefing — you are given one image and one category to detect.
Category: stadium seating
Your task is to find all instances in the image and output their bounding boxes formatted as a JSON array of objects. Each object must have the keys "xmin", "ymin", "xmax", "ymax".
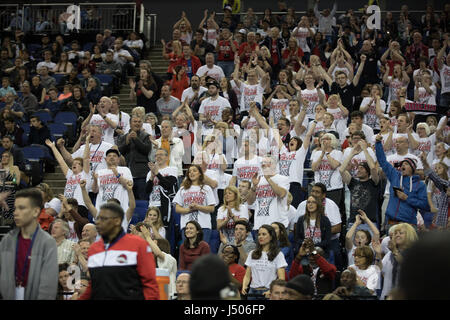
[
  {"xmin": 33, "ymin": 110, "xmax": 53, "ymax": 124},
  {"xmin": 48, "ymin": 123, "xmax": 68, "ymax": 140},
  {"xmin": 54, "ymin": 111, "xmax": 77, "ymax": 138}
]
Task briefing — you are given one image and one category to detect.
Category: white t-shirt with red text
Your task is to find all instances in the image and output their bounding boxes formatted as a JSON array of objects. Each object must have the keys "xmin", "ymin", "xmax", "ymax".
[
  {"xmin": 173, "ymin": 185, "xmax": 217, "ymax": 229},
  {"xmin": 71, "ymin": 141, "xmax": 113, "ymax": 192},
  {"xmin": 360, "ymin": 97, "xmax": 387, "ymax": 131},
  {"xmin": 301, "ymin": 88, "xmax": 324, "ymax": 120},
  {"xmin": 239, "ymin": 82, "xmax": 264, "ymax": 113},
  {"xmin": 253, "ymin": 174, "xmax": 290, "ymax": 230},
  {"xmin": 232, "ymin": 156, "xmax": 263, "ymax": 185},
  {"xmin": 64, "ymin": 170, "xmax": 90, "ymax": 208},
  {"xmin": 89, "ymin": 113, "xmax": 119, "ymax": 145},
  {"xmin": 311, "ymin": 149, "xmax": 344, "ymax": 190},
  {"xmin": 278, "ymin": 145, "xmax": 308, "ymax": 184}
]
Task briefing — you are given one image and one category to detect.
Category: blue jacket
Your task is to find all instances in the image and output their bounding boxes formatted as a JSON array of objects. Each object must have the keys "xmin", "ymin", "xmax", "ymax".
[{"xmin": 375, "ymin": 141, "xmax": 429, "ymax": 224}]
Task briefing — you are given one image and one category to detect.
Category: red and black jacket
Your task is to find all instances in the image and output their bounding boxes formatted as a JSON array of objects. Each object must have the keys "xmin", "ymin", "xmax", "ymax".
[{"xmin": 80, "ymin": 230, "xmax": 160, "ymax": 300}]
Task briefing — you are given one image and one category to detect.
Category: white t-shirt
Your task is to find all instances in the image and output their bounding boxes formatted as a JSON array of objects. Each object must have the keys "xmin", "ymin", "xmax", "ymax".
[
  {"xmin": 89, "ymin": 113, "xmax": 119, "ymax": 145},
  {"xmin": 440, "ymin": 64, "xmax": 450, "ymax": 94},
  {"xmin": 311, "ymin": 149, "xmax": 343, "ymax": 190},
  {"xmin": 326, "ymin": 107, "xmax": 348, "ymax": 138},
  {"xmin": 360, "ymin": 97, "xmax": 387, "ymax": 131},
  {"xmin": 301, "ymin": 88, "xmax": 324, "ymax": 120},
  {"xmin": 173, "ymin": 185, "xmax": 217, "ymax": 229},
  {"xmin": 411, "ymin": 134, "xmax": 436, "ymax": 157},
  {"xmin": 114, "ymin": 111, "xmax": 131, "ymax": 134},
  {"xmin": 370, "ymin": 132, "xmax": 395, "ymax": 156},
  {"xmin": 269, "ymin": 98, "xmax": 289, "ymax": 124},
  {"xmin": 392, "ymin": 133, "xmax": 421, "ymax": 155},
  {"xmin": 278, "ymin": 145, "xmax": 307, "ymax": 184},
  {"xmin": 387, "ymin": 77, "xmax": 407, "ymax": 104},
  {"xmin": 67, "ymin": 220, "xmax": 78, "ymax": 243},
  {"xmin": 146, "ymin": 166, "xmax": 178, "ymax": 207},
  {"xmin": 342, "ymin": 124, "xmax": 374, "ymax": 145},
  {"xmin": 240, "ymin": 115, "xmax": 258, "ymax": 131},
  {"xmin": 295, "ymin": 198, "xmax": 342, "ymax": 240},
  {"xmin": 239, "ymin": 82, "xmax": 264, "ymax": 113},
  {"xmin": 342, "ymin": 147, "xmax": 377, "ymax": 177},
  {"xmin": 199, "ymin": 95, "xmax": 231, "ymax": 123},
  {"xmin": 416, "ymin": 85, "xmax": 437, "ymax": 106},
  {"xmin": 206, "ymin": 153, "xmax": 228, "ymax": 174},
  {"xmin": 252, "ymin": 174, "xmax": 289, "ymax": 230},
  {"xmin": 287, "ymin": 205, "xmax": 298, "ymax": 232},
  {"xmin": 95, "ymin": 166, "xmax": 133, "ymax": 221},
  {"xmin": 72, "ymin": 141, "xmax": 113, "ymax": 192},
  {"xmin": 64, "ymin": 170, "xmax": 90, "ymax": 208},
  {"xmin": 245, "ymin": 251, "xmax": 287, "ymax": 289},
  {"xmin": 292, "ymin": 27, "xmax": 314, "ymax": 53},
  {"xmin": 204, "ymin": 169, "xmax": 219, "ymax": 204},
  {"xmin": 181, "ymin": 86, "xmax": 208, "ymax": 104},
  {"xmin": 217, "ymin": 204, "xmax": 249, "ymax": 242},
  {"xmin": 232, "ymin": 156, "xmax": 262, "ymax": 185},
  {"xmin": 349, "ymin": 264, "xmax": 380, "ymax": 293},
  {"xmin": 203, "ymin": 28, "xmax": 218, "ymax": 47},
  {"xmin": 196, "ymin": 65, "xmax": 225, "ymax": 82}
]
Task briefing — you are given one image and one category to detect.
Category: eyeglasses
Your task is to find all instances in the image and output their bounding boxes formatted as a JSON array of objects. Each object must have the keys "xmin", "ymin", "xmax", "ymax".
[{"xmin": 176, "ymin": 280, "xmax": 188, "ymax": 285}]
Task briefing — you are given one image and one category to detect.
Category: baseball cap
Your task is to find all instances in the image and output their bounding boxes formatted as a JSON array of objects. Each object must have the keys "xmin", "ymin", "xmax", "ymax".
[{"xmin": 106, "ymin": 148, "xmax": 120, "ymax": 157}]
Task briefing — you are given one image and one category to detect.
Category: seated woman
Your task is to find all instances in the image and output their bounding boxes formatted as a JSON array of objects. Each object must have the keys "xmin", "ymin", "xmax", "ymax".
[
  {"xmin": 178, "ymin": 220, "xmax": 210, "ymax": 271},
  {"xmin": 143, "ymin": 206, "xmax": 166, "ymax": 240},
  {"xmin": 348, "ymin": 245, "xmax": 381, "ymax": 295},
  {"xmin": 217, "ymin": 186, "xmax": 249, "ymax": 244},
  {"xmin": 294, "ymin": 195, "xmax": 332, "ymax": 257}
]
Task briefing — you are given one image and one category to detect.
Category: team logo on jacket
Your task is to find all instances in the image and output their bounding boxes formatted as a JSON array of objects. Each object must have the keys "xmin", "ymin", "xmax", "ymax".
[{"xmin": 117, "ymin": 254, "xmax": 128, "ymax": 264}]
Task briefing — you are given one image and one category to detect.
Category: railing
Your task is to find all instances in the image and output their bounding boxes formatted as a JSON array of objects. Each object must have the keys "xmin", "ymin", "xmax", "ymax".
[
  {"xmin": 142, "ymin": 13, "xmax": 158, "ymax": 48},
  {"xmin": 3, "ymin": 2, "xmax": 137, "ymax": 34}
]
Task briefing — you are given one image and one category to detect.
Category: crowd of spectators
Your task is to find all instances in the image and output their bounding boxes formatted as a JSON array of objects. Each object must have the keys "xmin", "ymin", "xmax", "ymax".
[{"xmin": 0, "ymin": 0, "xmax": 449, "ymax": 301}]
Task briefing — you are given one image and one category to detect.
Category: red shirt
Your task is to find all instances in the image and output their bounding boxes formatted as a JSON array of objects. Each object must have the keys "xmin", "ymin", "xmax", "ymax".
[
  {"xmin": 271, "ymin": 39, "xmax": 279, "ymax": 66},
  {"xmin": 238, "ymin": 42, "xmax": 258, "ymax": 66},
  {"xmin": 16, "ymin": 233, "xmax": 32, "ymax": 287},
  {"xmin": 179, "ymin": 241, "xmax": 210, "ymax": 270},
  {"xmin": 170, "ymin": 74, "xmax": 189, "ymax": 100},
  {"xmin": 217, "ymin": 40, "xmax": 238, "ymax": 61},
  {"xmin": 229, "ymin": 263, "xmax": 245, "ymax": 287},
  {"xmin": 282, "ymin": 48, "xmax": 305, "ymax": 72}
]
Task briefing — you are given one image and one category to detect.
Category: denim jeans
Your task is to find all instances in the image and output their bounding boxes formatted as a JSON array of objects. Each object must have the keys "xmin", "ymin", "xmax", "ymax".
[
  {"xmin": 247, "ymin": 287, "xmax": 268, "ymax": 300},
  {"xmin": 217, "ymin": 61, "xmax": 235, "ymax": 78}
]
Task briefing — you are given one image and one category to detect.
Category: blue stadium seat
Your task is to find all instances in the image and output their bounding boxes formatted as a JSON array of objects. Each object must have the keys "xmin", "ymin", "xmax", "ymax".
[
  {"xmin": 27, "ymin": 44, "xmax": 41, "ymax": 55},
  {"xmin": 129, "ymin": 206, "xmax": 147, "ymax": 225},
  {"xmin": 135, "ymin": 200, "xmax": 149, "ymax": 208},
  {"xmin": 83, "ymin": 42, "xmax": 95, "ymax": 52},
  {"xmin": 54, "ymin": 112, "xmax": 77, "ymax": 138},
  {"xmin": 49, "ymin": 123, "xmax": 68, "ymax": 140},
  {"xmin": 96, "ymin": 74, "xmax": 113, "ymax": 85},
  {"xmin": 33, "ymin": 110, "xmax": 52, "ymax": 124},
  {"xmin": 22, "ymin": 145, "xmax": 46, "ymax": 161},
  {"xmin": 20, "ymin": 123, "xmax": 30, "ymax": 134}
]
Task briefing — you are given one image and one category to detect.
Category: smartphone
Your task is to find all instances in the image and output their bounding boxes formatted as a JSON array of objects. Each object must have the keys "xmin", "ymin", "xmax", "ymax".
[{"xmin": 393, "ymin": 186, "xmax": 403, "ymax": 194}]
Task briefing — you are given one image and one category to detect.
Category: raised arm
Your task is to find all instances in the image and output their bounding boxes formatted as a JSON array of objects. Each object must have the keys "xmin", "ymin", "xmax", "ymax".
[
  {"xmin": 352, "ymin": 54, "xmax": 366, "ymax": 87},
  {"xmin": 80, "ymin": 180, "xmax": 97, "ymax": 217},
  {"xmin": 125, "ymin": 180, "xmax": 135, "ymax": 223},
  {"xmin": 339, "ymin": 149, "xmax": 355, "ymax": 185},
  {"xmin": 45, "ymin": 139, "xmax": 69, "ymax": 176}
]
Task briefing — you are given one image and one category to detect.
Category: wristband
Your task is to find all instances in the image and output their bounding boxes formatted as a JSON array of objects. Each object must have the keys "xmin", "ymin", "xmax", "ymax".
[
  {"xmin": 116, "ymin": 174, "xmax": 121, "ymax": 179},
  {"xmin": 313, "ymin": 120, "xmax": 318, "ymax": 124}
]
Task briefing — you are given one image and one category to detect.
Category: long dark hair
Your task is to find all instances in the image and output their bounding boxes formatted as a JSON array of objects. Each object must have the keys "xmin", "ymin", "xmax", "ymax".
[
  {"xmin": 181, "ymin": 164, "xmax": 205, "ymax": 190},
  {"xmin": 304, "ymin": 195, "xmax": 324, "ymax": 229},
  {"xmin": 251, "ymin": 224, "xmax": 280, "ymax": 261},
  {"xmin": 183, "ymin": 220, "xmax": 203, "ymax": 249},
  {"xmin": 273, "ymin": 222, "xmax": 290, "ymax": 248}
]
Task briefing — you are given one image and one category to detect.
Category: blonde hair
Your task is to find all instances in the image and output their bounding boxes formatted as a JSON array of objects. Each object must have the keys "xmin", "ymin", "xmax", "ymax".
[
  {"xmin": 146, "ymin": 206, "xmax": 164, "ymax": 230},
  {"xmin": 416, "ymin": 122, "xmax": 430, "ymax": 136},
  {"xmin": 390, "ymin": 223, "xmax": 418, "ymax": 249},
  {"xmin": 131, "ymin": 106, "xmax": 146, "ymax": 121},
  {"xmin": 221, "ymin": 186, "xmax": 241, "ymax": 211}
]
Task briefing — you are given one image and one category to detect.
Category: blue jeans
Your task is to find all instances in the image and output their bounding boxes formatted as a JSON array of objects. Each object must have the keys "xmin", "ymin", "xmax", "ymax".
[
  {"xmin": 247, "ymin": 287, "xmax": 268, "ymax": 300},
  {"xmin": 181, "ymin": 227, "xmax": 212, "ymax": 244},
  {"xmin": 217, "ymin": 61, "xmax": 235, "ymax": 78}
]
